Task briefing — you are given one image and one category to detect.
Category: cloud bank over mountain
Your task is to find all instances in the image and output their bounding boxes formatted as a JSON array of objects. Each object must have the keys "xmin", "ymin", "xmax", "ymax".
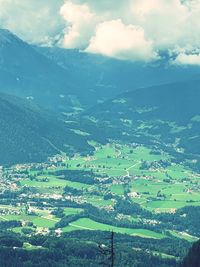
[
  {"xmin": 85, "ymin": 19, "xmax": 158, "ymax": 62},
  {"xmin": 0, "ymin": 0, "xmax": 65, "ymax": 45},
  {"xmin": 1, "ymin": 0, "xmax": 200, "ymax": 63}
]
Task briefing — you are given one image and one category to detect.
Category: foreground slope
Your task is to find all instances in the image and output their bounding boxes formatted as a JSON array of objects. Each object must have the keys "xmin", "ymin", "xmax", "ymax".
[
  {"xmin": 181, "ymin": 239, "xmax": 200, "ymax": 267},
  {"xmin": 0, "ymin": 94, "xmax": 91, "ymax": 165}
]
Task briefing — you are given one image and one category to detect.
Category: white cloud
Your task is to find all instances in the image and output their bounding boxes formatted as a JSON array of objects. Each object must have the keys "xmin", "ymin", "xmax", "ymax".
[
  {"xmin": 1, "ymin": 0, "xmax": 200, "ymax": 62},
  {"xmin": 59, "ymin": 0, "xmax": 200, "ymax": 62},
  {"xmin": 60, "ymin": 1, "xmax": 95, "ymax": 48},
  {"xmin": 131, "ymin": 0, "xmax": 189, "ymax": 49},
  {"xmin": 86, "ymin": 19, "xmax": 158, "ymax": 61},
  {"xmin": 0, "ymin": 0, "xmax": 65, "ymax": 45},
  {"xmin": 173, "ymin": 53, "xmax": 200, "ymax": 65}
]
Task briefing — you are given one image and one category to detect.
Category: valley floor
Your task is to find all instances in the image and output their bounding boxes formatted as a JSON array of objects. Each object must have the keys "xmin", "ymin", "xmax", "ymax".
[{"xmin": 0, "ymin": 141, "xmax": 199, "ymax": 264}]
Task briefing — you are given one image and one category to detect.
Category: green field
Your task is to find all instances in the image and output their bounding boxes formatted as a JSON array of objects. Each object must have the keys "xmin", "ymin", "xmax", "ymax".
[
  {"xmin": 2, "ymin": 142, "xmax": 200, "ymax": 241},
  {"xmin": 63, "ymin": 218, "xmax": 165, "ymax": 239},
  {"xmin": 21, "ymin": 175, "xmax": 92, "ymax": 193},
  {"xmin": 4, "ymin": 214, "xmax": 58, "ymax": 228},
  {"xmin": 23, "ymin": 143, "xmax": 200, "ymax": 216},
  {"xmin": 63, "ymin": 207, "xmax": 84, "ymax": 216}
]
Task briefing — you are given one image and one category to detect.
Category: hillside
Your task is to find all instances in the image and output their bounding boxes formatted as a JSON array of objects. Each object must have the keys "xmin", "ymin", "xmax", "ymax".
[
  {"xmin": 0, "ymin": 28, "xmax": 76, "ymax": 112},
  {"xmin": 79, "ymin": 80, "xmax": 200, "ymax": 162},
  {"xmin": 0, "ymin": 93, "xmax": 91, "ymax": 165}
]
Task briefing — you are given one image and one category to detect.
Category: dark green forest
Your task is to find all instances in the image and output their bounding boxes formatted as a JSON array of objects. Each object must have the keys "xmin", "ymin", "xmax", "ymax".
[
  {"xmin": 0, "ymin": 228, "xmax": 188, "ymax": 267},
  {"xmin": 0, "ymin": 93, "xmax": 92, "ymax": 165}
]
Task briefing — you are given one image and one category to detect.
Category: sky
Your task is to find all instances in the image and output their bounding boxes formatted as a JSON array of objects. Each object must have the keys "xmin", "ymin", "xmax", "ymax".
[{"xmin": 0, "ymin": 0, "xmax": 200, "ymax": 64}]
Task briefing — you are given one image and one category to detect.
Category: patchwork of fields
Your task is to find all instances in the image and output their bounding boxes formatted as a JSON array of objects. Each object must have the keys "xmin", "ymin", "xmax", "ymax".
[{"xmin": 0, "ymin": 142, "xmax": 200, "ymax": 243}]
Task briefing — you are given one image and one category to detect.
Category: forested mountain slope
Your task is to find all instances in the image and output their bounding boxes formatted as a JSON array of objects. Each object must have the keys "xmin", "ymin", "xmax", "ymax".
[
  {"xmin": 0, "ymin": 93, "xmax": 91, "ymax": 165},
  {"xmin": 0, "ymin": 29, "xmax": 77, "ymax": 111}
]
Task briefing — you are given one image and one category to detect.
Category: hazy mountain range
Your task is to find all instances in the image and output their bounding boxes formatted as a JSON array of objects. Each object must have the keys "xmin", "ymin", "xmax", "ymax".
[{"xmin": 0, "ymin": 28, "xmax": 200, "ymax": 165}]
